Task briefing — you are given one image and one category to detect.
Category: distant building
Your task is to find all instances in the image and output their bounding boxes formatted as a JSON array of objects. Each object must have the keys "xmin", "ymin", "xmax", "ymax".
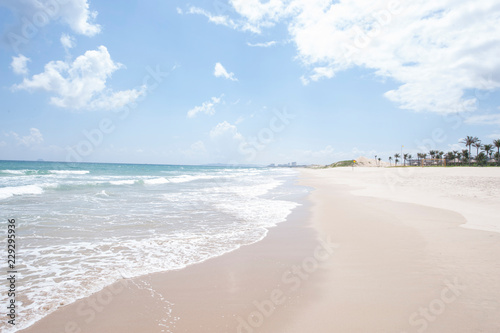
[{"xmin": 291, "ymin": 162, "xmax": 297, "ymax": 166}]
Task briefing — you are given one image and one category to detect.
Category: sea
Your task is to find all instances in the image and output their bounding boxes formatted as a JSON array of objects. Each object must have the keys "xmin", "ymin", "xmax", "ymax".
[{"xmin": 0, "ymin": 160, "xmax": 306, "ymax": 332}]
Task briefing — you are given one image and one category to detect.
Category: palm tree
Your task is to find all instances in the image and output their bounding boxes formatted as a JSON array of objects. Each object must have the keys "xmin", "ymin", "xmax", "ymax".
[
  {"xmin": 378, "ymin": 157, "xmax": 381, "ymax": 166},
  {"xmin": 407, "ymin": 154, "xmax": 412, "ymax": 165},
  {"xmin": 394, "ymin": 153, "xmax": 400, "ymax": 166},
  {"xmin": 476, "ymin": 152, "xmax": 487, "ymax": 166},
  {"xmin": 446, "ymin": 151, "xmax": 455, "ymax": 165},
  {"xmin": 403, "ymin": 153, "xmax": 408, "ymax": 166},
  {"xmin": 416, "ymin": 153, "xmax": 425, "ymax": 166},
  {"xmin": 460, "ymin": 136, "xmax": 478, "ymax": 164},
  {"xmin": 493, "ymin": 139, "xmax": 500, "ymax": 162},
  {"xmin": 389, "ymin": 156, "xmax": 393, "ymax": 166},
  {"xmin": 429, "ymin": 150, "xmax": 436, "ymax": 159},
  {"xmin": 495, "ymin": 152, "xmax": 500, "ymax": 164},
  {"xmin": 461, "ymin": 149, "xmax": 469, "ymax": 163},
  {"xmin": 472, "ymin": 140, "xmax": 482, "ymax": 158},
  {"xmin": 483, "ymin": 144, "xmax": 493, "ymax": 160},
  {"xmin": 438, "ymin": 151, "xmax": 444, "ymax": 159},
  {"xmin": 455, "ymin": 151, "xmax": 462, "ymax": 164}
]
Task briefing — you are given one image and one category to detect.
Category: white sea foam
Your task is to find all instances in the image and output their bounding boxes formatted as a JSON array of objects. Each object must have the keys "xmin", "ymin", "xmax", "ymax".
[
  {"xmin": 1, "ymin": 169, "xmax": 28, "ymax": 174},
  {"xmin": 109, "ymin": 179, "xmax": 137, "ymax": 185},
  {"xmin": 144, "ymin": 177, "xmax": 170, "ymax": 185},
  {"xmin": 97, "ymin": 190, "xmax": 109, "ymax": 197},
  {"xmin": 0, "ymin": 185, "xmax": 44, "ymax": 200}
]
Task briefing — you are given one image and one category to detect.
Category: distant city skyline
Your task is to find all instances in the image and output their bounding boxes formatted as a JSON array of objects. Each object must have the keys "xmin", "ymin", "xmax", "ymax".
[{"xmin": 1, "ymin": 0, "xmax": 499, "ymax": 165}]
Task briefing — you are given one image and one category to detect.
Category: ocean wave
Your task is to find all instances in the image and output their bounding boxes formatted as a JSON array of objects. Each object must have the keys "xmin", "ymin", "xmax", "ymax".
[
  {"xmin": 0, "ymin": 169, "xmax": 90, "ymax": 176},
  {"xmin": 109, "ymin": 179, "xmax": 137, "ymax": 185},
  {"xmin": 143, "ymin": 177, "xmax": 170, "ymax": 185},
  {"xmin": 0, "ymin": 185, "xmax": 44, "ymax": 200}
]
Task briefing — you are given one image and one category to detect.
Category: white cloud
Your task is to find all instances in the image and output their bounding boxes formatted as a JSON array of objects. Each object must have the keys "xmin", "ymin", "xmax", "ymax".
[
  {"xmin": 182, "ymin": 140, "xmax": 208, "ymax": 160},
  {"xmin": 89, "ymin": 87, "xmax": 147, "ymax": 110},
  {"xmin": 301, "ymin": 66, "xmax": 335, "ymax": 85},
  {"xmin": 8, "ymin": 128, "xmax": 44, "ymax": 146},
  {"xmin": 10, "ymin": 54, "xmax": 30, "ymax": 75},
  {"xmin": 190, "ymin": 140, "xmax": 207, "ymax": 152},
  {"xmin": 235, "ymin": 116, "xmax": 244, "ymax": 124},
  {"xmin": 214, "ymin": 62, "xmax": 238, "ymax": 81},
  {"xmin": 447, "ymin": 143, "xmax": 463, "ymax": 152},
  {"xmin": 209, "ymin": 121, "xmax": 243, "ymax": 141},
  {"xmin": 465, "ymin": 114, "xmax": 500, "ymax": 126},
  {"xmin": 204, "ymin": 121, "xmax": 245, "ymax": 163},
  {"xmin": 201, "ymin": 0, "xmax": 500, "ymax": 114},
  {"xmin": 187, "ymin": 95, "xmax": 223, "ymax": 118},
  {"xmin": 247, "ymin": 41, "xmax": 277, "ymax": 47},
  {"xmin": 13, "ymin": 46, "xmax": 143, "ymax": 110},
  {"xmin": 229, "ymin": 0, "xmax": 289, "ymax": 26},
  {"xmin": 60, "ymin": 33, "xmax": 75, "ymax": 49},
  {"xmin": 185, "ymin": 6, "xmax": 264, "ymax": 33},
  {"xmin": 187, "ymin": 6, "xmax": 240, "ymax": 30},
  {"xmin": 1, "ymin": 0, "xmax": 101, "ymax": 36}
]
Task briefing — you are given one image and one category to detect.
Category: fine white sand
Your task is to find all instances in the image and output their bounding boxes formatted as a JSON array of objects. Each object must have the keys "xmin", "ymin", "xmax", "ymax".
[{"xmin": 312, "ymin": 166, "xmax": 500, "ymax": 233}]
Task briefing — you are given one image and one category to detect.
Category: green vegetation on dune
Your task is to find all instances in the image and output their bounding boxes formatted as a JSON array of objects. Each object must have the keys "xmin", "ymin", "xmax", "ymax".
[{"xmin": 327, "ymin": 160, "xmax": 355, "ymax": 168}]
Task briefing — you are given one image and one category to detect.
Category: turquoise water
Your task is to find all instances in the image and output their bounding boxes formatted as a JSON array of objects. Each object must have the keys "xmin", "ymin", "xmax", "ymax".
[{"xmin": 0, "ymin": 160, "xmax": 305, "ymax": 332}]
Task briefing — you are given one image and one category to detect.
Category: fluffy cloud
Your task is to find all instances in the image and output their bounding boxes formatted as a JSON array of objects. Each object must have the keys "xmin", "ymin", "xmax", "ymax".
[
  {"xmin": 214, "ymin": 62, "xmax": 238, "ymax": 81},
  {"xmin": 208, "ymin": 121, "xmax": 246, "ymax": 162},
  {"xmin": 8, "ymin": 128, "xmax": 44, "ymax": 146},
  {"xmin": 199, "ymin": 0, "xmax": 500, "ymax": 114},
  {"xmin": 187, "ymin": 95, "xmax": 223, "ymax": 118},
  {"xmin": 0, "ymin": 0, "xmax": 101, "ymax": 37},
  {"xmin": 13, "ymin": 46, "xmax": 143, "ymax": 110},
  {"xmin": 10, "ymin": 54, "xmax": 30, "ymax": 75},
  {"xmin": 209, "ymin": 121, "xmax": 243, "ymax": 140},
  {"xmin": 60, "ymin": 33, "xmax": 75, "ymax": 49}
]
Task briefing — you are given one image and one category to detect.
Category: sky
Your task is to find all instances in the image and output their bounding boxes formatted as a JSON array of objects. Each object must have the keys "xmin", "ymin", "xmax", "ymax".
[{"xmin": 1, "ymin": 0, "xmax": 500, "ymax": 165}]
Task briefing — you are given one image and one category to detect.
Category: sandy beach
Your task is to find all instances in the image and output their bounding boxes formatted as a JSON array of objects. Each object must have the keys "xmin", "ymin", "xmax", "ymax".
[{"xmin": 19, "ymin": 166, "xmax": 500, "ymax": 333}]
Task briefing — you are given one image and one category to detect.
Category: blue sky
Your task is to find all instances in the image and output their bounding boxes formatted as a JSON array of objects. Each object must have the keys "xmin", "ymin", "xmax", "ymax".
[{"xmin": 1, "ymin": 0, "xmax": 500, "ymax": 165}]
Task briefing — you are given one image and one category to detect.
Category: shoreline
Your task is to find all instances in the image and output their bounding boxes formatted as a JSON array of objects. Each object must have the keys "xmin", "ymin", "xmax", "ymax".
[
  {"xmin": 18, "ymin": 180, "xmax": 321, "ymax": 333},
  {"xmin": 17, "ymin": 167, "xmax": 500, "ymax": 332}
]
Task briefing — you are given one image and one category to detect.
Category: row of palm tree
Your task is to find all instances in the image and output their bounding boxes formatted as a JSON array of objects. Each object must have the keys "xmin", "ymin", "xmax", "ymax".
[{"xmin": 388, "ymin": 137, "xmax": 500, "ymax": 166}]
